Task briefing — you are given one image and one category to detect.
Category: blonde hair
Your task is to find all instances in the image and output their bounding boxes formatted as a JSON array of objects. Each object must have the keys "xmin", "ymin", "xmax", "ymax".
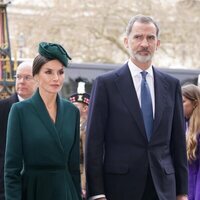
[{"xmin": 182, "ymin": 84, "xmax": 200, "ymax": 162}]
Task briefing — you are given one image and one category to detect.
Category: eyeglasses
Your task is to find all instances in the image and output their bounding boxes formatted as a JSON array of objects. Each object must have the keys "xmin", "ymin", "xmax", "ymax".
[{"xmin": 14, "ymin": 74, "xmax": 33, "ymax": 81}]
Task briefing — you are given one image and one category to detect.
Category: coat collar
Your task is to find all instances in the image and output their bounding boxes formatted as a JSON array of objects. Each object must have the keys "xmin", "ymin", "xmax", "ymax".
[
  {"xmin": 152, "ymin": 68, "xmax": 168, "ymax": 134},
  {"xmin": 30, "ymin": 89, "xmax": 65, "ymax": 152},
  {"xmin": 115, "ymin": 63, "xmax": 146, "ymax": 139}
]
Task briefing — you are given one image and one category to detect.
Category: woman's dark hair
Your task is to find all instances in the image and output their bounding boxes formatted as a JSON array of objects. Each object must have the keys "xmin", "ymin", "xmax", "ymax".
[{"xmin": 32, "ymin": 54, "xmax": 51, "ymax": 76}]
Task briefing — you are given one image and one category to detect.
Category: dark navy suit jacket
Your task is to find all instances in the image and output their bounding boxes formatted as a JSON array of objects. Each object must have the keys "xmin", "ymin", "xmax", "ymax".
[
  {"xmin": 86, "ymin": 63, "xmax": 188, "ymax": 200},
  {"xmin": 0, "ymin": 93, "xmax": 18, "ymax": 200}
]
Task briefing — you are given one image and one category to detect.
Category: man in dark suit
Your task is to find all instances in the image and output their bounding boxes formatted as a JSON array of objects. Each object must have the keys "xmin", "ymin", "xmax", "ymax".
[
  {"xmin": 0, "ymin": 61, "xmax": 37, "ymax": 200},
  {"xmin": 86, "ymin": 15, "xmax": 188, "ymax": 200}
]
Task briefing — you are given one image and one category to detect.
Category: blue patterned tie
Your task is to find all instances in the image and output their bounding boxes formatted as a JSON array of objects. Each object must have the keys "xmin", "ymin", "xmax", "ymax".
[{"xmin": 140, "ymin": 71, "xmax": 153, "ymax": 141}]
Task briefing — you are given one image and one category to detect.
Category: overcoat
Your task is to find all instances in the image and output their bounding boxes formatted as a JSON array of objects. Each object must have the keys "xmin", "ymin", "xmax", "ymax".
[
  {"xmin": 86, "ymin": 63, "xmax": 188, "ymax": 200},
  {"xmin": 0, "ymin": 93, "xmax": 19, "ymax": 200},
  {"xmin": 4, "ymin": 90, "xmax": 81, "ymax": 200}
]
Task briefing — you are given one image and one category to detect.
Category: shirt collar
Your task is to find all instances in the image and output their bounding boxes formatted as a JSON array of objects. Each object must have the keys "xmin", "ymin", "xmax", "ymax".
[
  {"xmin": 17, "ymin": 95, "xmax": 25, "ymax": 102},
  {"xmin": 128, "ymin": 59, "xmax": 153, "ymax": 78}
]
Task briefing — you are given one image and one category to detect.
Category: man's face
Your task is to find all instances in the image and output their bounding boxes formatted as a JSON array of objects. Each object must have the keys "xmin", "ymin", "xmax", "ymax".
[
  {"xmin": 124, "ymin": 22, "xmax": 160, "ymax": 66},
  {"xmin": 15, "ymin": 64, "xmax": 37, "ymax": 99}
]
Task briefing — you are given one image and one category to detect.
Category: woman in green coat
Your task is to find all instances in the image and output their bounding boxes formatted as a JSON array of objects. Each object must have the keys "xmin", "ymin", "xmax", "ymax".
[{"xmin": 4, "ymin": 42, "xmax": 81, "ymax": 200}]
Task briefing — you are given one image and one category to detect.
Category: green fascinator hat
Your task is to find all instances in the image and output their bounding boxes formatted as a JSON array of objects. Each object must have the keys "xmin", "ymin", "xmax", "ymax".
[{"xmin": 38, "ymin": 42, "xmax": 72, "ymax": 67}]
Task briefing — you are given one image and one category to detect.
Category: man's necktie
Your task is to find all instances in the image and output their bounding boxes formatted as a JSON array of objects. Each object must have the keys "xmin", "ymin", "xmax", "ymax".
[{"xmin": 140, "ymin": 71, "xmax": 153, "ymax": 141}]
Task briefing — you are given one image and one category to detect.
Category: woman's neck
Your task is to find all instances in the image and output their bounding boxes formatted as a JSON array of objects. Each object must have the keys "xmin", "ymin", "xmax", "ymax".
[
  {"xmin": 39, "ymin": 89, "xmax": 57, "ymax": 107},
  {"xmin": 39, "ymin": 89, "xmax": 57, "ymax": 123}
]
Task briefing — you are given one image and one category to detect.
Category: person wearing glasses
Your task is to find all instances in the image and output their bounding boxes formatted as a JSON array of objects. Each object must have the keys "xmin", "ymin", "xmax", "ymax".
[
  {"xmin": 4, "ymin": 42, "xmax": 81, "ymax": 200},
  {"xmin": 0, "ymin": 61, "xmax": 37, "ymax": 200}
]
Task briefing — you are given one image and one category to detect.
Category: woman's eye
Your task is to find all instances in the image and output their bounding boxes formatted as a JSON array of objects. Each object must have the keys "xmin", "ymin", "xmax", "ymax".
[
  {"xmin": 59, "ymin": 70, "xmax": 64, "ymax": 75},
  {"xmin": 45, "ymin": 71, "xmax": 52, "ymax": 74}
]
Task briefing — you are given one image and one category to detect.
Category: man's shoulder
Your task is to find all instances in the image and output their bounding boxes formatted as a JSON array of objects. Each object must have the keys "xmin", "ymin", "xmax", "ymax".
[
  {"xmin": 97, "ymin": 63, "xmax": 128, "ymax": 80},
  {"xmin": 0, "ymin": 93, "xmax": 18, "ymax": 108},
  {"xmin": 0, "ymin": 98, "xmax": 9, "ymax": 106},
  {"xmin": 154, "ymin": 67, "xmax": 179, "ymax": 83}
]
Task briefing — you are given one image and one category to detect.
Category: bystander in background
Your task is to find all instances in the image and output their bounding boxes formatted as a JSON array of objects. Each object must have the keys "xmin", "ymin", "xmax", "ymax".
[
  {"xmin": 182, "ymin": 84, "xmax": 200, "ymax": 200},
  {"xmin": 69, "ymin": 81, "xmax": 90, "ymax": 200},
  {"xmin": 0, "ymin": 61, "xmax": 37, "ymax": 200}
]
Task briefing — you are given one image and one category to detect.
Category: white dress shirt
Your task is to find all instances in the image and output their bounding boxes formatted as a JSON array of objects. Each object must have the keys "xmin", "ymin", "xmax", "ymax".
[
  {"xmin": 17, "ymin": 95, "xmax": 25, "ymax": 102},
  {"xmin": 128, "ymin": 59, "xmax": 155, "ymax": 118}
]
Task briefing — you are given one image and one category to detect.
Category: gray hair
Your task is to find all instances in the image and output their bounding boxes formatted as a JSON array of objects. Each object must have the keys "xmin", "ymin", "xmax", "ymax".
[
  {"xmin": 16, "ymin": 61, "xmax": 33, "ymax": 73},
  {"xmin": 125, "ymin": 14, "xmax": 160, "ymax": 37}
]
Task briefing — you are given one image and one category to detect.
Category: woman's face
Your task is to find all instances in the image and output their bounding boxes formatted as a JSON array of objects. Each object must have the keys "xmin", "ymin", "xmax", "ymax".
[
  {"xmin": 182, "ymin": 96, "xmax": 195, "ymax": 119},
  {"xmin": 35, "ymin": 59, "xmax": 65, "ymax": 95}
]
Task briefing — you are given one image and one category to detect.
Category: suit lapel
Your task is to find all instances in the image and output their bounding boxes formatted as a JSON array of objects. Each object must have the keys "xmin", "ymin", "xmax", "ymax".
[
  {"xmin": 55, "ymin": 96, "xmax": 65, "ymax": 140},
  {"xmin": 115, "ymin": 65, "xmax": 169, "ymax": 141},
  {"xmin": 115, "ymin": 64, "xmax": 146, "ymax": 138},
  {"xmin": 153, "ymin": 68, "xmax": 168, "ymax": 134},
  {"xmin": 30, "ymin": 90, "xmax": 64, "ymax": 152}
]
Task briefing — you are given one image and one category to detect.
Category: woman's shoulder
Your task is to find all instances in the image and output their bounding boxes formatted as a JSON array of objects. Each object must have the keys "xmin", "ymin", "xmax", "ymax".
[
  {"xmin": 60, "ymin": 97, "xmax": 79, "ymax": 112},
  {"xmin": 12, "ymin": 98, "xmax": 32, "ymax": 109}
]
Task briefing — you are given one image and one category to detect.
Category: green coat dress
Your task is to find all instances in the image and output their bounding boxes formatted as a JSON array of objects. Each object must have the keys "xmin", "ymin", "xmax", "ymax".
[{"xmin": 4, "ymin": 90, "xmax": 81, "ymax": 200}]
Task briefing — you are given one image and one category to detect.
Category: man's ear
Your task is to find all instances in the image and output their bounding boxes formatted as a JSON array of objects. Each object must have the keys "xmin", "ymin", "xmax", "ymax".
[
  {"xmin": 83, "ymin": 105, "xmax": 89, "ymax": 113},
  {"xmin": 124, "ymin": 37, "xmax": 129, "ymax": 48},
  {"xmin": 156, "ymin": 39, "xmax": 160, "ymax": 50}
]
